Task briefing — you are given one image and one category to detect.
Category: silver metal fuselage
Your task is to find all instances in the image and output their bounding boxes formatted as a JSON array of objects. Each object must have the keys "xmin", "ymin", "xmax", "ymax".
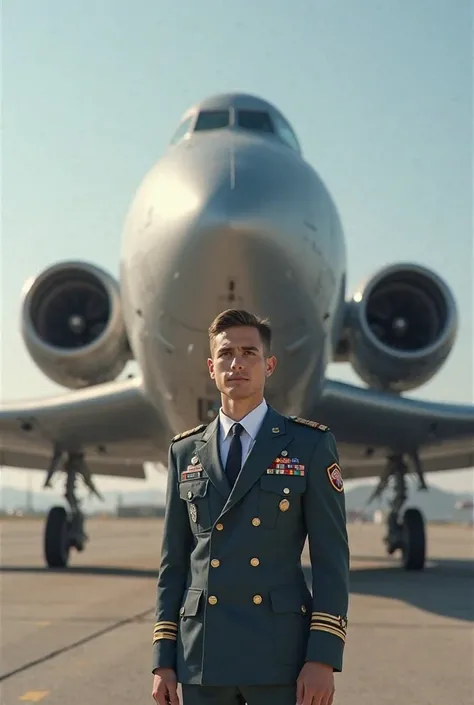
[{"xmin": 120, "ymin": 129, "xmax": 346, "ymax": 435}]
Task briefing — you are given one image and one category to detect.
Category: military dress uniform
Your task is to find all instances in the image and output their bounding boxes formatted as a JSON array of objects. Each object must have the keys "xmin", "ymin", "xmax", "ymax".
[{"xmin": 152, "ymin": 402, "xmax": 349, "ymax": 705}]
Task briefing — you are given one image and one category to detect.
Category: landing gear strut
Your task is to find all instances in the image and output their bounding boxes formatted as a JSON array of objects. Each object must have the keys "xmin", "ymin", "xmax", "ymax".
[
  {"xmin": 370, "ymin": 453, "xmax": 427, "ymax": 571},
  {"xmin": 43, "ymin": 450, "xmax": 101, "ymax": 568}
]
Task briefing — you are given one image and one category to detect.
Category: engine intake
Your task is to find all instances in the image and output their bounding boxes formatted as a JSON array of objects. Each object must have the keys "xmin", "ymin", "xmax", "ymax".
[
  {"xmin": 345, "ymin": 263, "xmax": 458, "ymax": 392},
  {"xmin": 21, "ymin": 261, "xmax": 131, "ymax": 389}
]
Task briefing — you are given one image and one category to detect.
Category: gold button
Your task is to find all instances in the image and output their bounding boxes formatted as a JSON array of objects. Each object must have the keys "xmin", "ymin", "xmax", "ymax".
[
  {"xmin": 211, "ymin": 558, "xmax": 220, "ymax": 568},
  {"xmin": 250, "ymin": 557, "xmax": 260, "ymax": 567},
  {"xmin": 208, "ymin": 595, "xmax": 218, "ymax": 605},
  {"xmin": 279, "ymin": 499, "xmax": 290, "ymax": 512},
  {"xmin": 179, "ymin": 606, "xmax": 185, "ymax": 615},
  {"xmin": 301, "ymin": 605, "xmax": 307, "ymax": 614},
  {"xmin": 283, "ymin": 487, "xmax": 290, "ymax": 495},
  {"xmin": 216, "ymin": 523, "xmax": 224, "ymax": 531},
  {"xmin": 253, "ymin": 594, "xmax": 263, "ymax": 605},
  {"xmin": 187, "ymin": 490, "xmax": 193, "ymax": 499},
  {"xmin": 251, "ymin": 517, "xmax": 261, "ymax": 526}
]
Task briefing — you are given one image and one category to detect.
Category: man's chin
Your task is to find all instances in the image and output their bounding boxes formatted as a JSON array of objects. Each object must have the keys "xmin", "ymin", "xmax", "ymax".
[{"xmin": 224, "ymin": 383, "xmax": 251, "ymax": 398}]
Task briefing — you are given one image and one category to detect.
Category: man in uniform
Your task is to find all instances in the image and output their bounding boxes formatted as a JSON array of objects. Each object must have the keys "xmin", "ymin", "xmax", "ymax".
[{"xmin": 151, "ymin": 309, "xmax": 349, "ymax": 705}]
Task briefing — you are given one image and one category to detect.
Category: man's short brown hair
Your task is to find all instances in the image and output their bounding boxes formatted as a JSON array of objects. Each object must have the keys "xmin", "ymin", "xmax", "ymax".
[{"xmin": 208, "ymin": 309, "xmax": 272, "ymax": 355}]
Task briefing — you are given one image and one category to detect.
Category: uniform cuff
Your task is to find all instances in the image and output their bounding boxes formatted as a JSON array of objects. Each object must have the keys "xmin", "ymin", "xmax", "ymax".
[
  {"xmin": 305, "ymin": 612, "xmax": 347, "ymax": 672},
  {"xmin": 151, "ymin": 620, "xmax": 178, "ymax": 672}
]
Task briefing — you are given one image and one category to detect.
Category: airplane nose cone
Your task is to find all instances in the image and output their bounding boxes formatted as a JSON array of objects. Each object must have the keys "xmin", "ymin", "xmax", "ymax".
[
  {"xmin": 198, "ymin": 137, "xmax": 309, "ymax": 226},
  {"xmin": 156, "ymin": 137, "xmax": 318, "ymax": 332}
]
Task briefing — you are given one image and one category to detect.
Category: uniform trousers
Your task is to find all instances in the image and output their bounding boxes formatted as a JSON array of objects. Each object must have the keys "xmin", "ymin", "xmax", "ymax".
[{"xmin": 181, "ymin": 684, "xmax": 297, "ymax": 705}]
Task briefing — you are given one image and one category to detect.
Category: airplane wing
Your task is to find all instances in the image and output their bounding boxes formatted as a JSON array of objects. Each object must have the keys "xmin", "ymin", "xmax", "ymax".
[
  {"xmin": 0, "ymin": 377, "xmax": 165, "ymax": 479},
  {"xmin": 315, "ymin": 380, "xmax": 474, "ymax": 480}
]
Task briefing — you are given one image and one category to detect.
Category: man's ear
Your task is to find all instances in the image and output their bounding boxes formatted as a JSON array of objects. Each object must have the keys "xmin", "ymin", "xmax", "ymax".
[
  {"xmin": 207, "ymin": 358, "xmax": 215, "ymax": 379},
  {"xmin": 265, "ymin": 355, "xmax": 277, "ymax": 376}
]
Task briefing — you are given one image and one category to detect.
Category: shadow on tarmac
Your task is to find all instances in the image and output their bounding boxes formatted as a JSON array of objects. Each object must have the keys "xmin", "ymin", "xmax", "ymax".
[{"xmin": 2, "ymin": 554, "xmax": 473, "ymax": 623}]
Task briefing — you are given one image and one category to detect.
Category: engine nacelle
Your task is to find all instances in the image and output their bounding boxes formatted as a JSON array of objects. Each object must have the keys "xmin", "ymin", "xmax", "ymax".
[
  {"xmin": 343, "ymin": 263, "xmax": 458, "ymax": 392},
  {"xmin": 21, "ymin": 261, "xmax": 132, "ymax": 389}
]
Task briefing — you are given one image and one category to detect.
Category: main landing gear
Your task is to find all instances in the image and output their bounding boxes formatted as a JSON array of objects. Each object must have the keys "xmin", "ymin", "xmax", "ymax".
[
  {"xmin": 43, "ymin": 450, "xmax": 101, "ymax": 568},
  {"xmin": 369, "ymin": 453, "xmax": 427, "ymax": 571}
]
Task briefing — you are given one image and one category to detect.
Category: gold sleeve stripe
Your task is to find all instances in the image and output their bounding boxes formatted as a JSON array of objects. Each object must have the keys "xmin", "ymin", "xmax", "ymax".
[
  {"xmin": 310, "ymin": 624, "xmax": 346, "ymax": 642},
  {"xmin": 153, "ymin": 631, "xmax": 177, "ymax": 638},
  {"xmin": 311, "ymin": 613, "xmax": 347, "ymax": 628},
  {"xmin": 310, "ymin": 622, "xmax": 346, "ymax": 637},
  {"xmin": 154, "ymin": 621, "xmax": 178, "ymax": 630},
  {"xmin": 152, "ymin": 632, "xmax": 177, "ymax": 643},
  {"xmin": 311, "ymin": 617, "xmax": 347, "ymax": 629}
]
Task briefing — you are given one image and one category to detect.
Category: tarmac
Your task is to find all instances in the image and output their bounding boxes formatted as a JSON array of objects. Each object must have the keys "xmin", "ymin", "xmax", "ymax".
[{"xmin": 1, "ymin": 517, "xmax": 473, "ymax": 705}]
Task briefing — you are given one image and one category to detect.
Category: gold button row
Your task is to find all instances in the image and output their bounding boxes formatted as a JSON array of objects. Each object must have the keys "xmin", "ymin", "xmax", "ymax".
[
  {"xmin": 207, "ymin": 596, "xmax": 306, "ymax": 610},
  {"xmin": 215, "ymin": 517, "xmax": 266, "ymax": 531},
  {"xmin": 211, "ymin": 557, "xmax": 260, "ymax": 568},
  {"xmin": 208, "ymin": 595, "xmax": 263, "ymax": 606}
]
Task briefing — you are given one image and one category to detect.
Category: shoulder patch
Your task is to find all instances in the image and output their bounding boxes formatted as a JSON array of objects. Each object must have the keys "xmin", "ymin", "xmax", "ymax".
[
  {"xmin": 289, "ymin": 416, "xmax": 329, "ymax": 431},
  {"xmin": 171, "ymin": 424, "xmax": 207, "ymax": 442},
  {"xmin": 327, "ymin": 463, "xmax": 344, "ymax": 492}
]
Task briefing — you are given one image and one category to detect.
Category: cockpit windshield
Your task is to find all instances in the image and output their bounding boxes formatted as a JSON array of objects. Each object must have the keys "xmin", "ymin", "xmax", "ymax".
[
  {"xmin": 194, "ymin": 110, "xmax": 230, "ymax": 131},
  {"xmin": 170, "ymin": 100, "xmax": 301, "ymax": 154},
  {"xmin": 237, "ymin": 110, "xmax": 275, "ymax": 134},
  {"xmin": 236, "ymin": 109, "xmax": 301, "ymax": 153}
]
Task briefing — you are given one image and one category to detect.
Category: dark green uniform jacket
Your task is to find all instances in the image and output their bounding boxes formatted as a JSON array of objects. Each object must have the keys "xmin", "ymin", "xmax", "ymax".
[{"xmin": 152, "ymin": 405, "xmax": 349, "ymax": 686}]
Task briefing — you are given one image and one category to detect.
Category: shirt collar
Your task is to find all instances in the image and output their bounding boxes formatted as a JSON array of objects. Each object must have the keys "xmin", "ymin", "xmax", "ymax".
[{"xmin": 219, "ymin": 399, "xmax": 268, "ymax": 441}]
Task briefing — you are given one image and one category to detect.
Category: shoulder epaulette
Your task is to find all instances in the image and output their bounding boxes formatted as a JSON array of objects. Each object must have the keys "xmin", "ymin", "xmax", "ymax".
[
  {"xmin": 289, "ymin": 416, "xmax": 329, "ymax": 431},
  {"xmin": 171, "ymin": 424, "xmax": 207, "ymax": 442}
]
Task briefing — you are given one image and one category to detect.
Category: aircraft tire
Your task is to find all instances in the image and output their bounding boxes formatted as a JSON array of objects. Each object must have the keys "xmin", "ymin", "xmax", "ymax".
[
  {"xmin": 401, "ymin": 507, "xmax": 426, "ymax": 571},
  {"xmin": 44, "ymin": 506, "xmax": 70, "ymax": 568}
]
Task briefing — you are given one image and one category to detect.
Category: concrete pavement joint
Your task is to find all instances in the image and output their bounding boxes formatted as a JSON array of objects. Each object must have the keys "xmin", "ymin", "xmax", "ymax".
[{"xmin": 0, "ymin": 606, "xmax": 154, "ymax": 683}]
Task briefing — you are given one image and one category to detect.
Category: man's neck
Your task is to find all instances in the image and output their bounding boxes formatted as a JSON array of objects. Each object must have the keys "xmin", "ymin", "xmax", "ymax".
[{"xmin": 221, "ymin": 395, "xmax": 264, "ymax": 422}]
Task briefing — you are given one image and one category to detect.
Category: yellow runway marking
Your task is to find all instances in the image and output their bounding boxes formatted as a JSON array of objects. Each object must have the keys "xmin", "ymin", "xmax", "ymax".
[{"xmin": 18, "ymin": 691, "xmax": 50, "ymax": 702}]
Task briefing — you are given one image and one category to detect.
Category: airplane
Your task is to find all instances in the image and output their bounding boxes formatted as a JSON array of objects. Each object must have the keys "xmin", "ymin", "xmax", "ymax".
[{"xmin": 1, "ymin": 92, "xmax": 473, "ymax": 572}]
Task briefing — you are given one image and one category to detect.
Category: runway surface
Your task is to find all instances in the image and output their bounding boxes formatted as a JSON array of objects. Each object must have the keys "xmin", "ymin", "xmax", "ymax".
[{"xmin": 1, "ymin": 517, "xmax": 473, "ymax": 704}]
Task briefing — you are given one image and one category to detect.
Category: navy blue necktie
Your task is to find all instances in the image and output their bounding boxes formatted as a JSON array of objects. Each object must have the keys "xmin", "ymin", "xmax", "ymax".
[{"xmin": 225, "ymin": 423, "xmax": 244, "ymax": 487}]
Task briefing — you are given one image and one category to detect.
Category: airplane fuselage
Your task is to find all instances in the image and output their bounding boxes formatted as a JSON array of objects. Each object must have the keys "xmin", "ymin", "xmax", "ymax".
[{"xmin": 120, "ymin": 97, "xmax": 346, "ymax": 435}]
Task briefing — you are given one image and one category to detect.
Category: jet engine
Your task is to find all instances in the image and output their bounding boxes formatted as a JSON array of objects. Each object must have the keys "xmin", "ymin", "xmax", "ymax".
[
  {"xmin": 21, "ymin": 261, "xmax": 132, "ymax": 389},
  {"xmin": 343, "ymin": 263, "xmax": 458, "ymax": 392}
]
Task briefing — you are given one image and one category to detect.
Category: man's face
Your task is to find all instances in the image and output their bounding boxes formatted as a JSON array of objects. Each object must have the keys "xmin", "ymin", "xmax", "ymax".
[{"xmin": 207, "ymin": 326, "xmax": 277, "ymax": 400}]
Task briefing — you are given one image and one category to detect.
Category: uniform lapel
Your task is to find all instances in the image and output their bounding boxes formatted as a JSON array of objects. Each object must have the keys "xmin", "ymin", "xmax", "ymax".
[
  {"xmin": 221, "ymin": 406, "xmax": 293, "ymax": 515},
  {"xmin": 194, "ymin": 417, "xmax": 231, "ymax": 500}
]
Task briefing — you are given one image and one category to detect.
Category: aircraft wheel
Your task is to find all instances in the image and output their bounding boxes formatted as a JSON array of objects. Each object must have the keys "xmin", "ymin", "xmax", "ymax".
[
  {"xmin": 44, "ymin": 506, "xmax": 70, "ymax": 568},
  {"xmin": 401, "ymin": 507, "xmax": 426, "ymax": 571}
]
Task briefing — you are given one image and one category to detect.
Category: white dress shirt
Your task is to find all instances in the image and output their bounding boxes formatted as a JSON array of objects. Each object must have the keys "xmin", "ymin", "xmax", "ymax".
[{"xmin": 218, "ymin": 399, "xmax": 268, "ymax": 471}]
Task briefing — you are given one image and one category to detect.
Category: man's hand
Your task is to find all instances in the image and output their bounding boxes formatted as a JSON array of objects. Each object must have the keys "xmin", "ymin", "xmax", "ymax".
[
  {"xmin": 152, "ymin": 668, "xmax": 179, "ymax": 705},
  {"xmin": 296, "ymin": 661, "xmax": 335, "ymax": 705}
]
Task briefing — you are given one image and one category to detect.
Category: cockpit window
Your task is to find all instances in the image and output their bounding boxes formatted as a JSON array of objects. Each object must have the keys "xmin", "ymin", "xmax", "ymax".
[
  {"xmin": 170, "ymin": 116, "xmax": 194, "ymax": 145},
  {"xmin": 194, "ymin": 110, "xmax": 230, "ymax": 131},
  {"xmin": 272, "ymin": 114, "xmax": 301, "ymax": 153},
  {"xmin": 237, "ymin": 110, "xmax": 275, "ymax": 133}
]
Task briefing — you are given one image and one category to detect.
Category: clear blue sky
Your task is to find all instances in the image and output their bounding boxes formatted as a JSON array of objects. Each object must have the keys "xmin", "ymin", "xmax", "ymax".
[{"xmin": 2, "ymin": 0, "xmax": 472, "ymax": 495}]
